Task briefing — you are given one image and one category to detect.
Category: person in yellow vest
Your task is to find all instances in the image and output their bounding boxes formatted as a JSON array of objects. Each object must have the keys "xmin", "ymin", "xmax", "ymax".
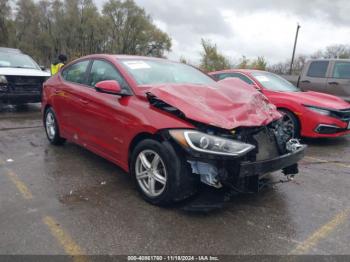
[{"xmin": 51, "ymin": 54, "xmax": 67, "ymax": 75}]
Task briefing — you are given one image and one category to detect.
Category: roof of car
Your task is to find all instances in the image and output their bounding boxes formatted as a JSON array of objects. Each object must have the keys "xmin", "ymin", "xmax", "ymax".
[
  {"xmin": 308, "ymin": 58, "xmax": 350, "ymax": 62},
  {"xmin": 0, "ymin": 47, "xmax": 22, "ymax": 54},
  {"xmin": 209, "ymin": 69, "xmax": 266, "ymax": 75},
  {"xmin": 76, "ymin": 54, "xmax": 177, "ymax": 63}
]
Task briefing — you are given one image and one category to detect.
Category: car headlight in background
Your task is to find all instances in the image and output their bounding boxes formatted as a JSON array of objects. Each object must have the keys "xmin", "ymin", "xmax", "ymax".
[
  {"xmin": 305, "ymin": 105, "xmax": 331, "ymax": 116},
  {"xmin": 0, "ymin": 75, "xmax": 8, "ymax": 92},
  {"xmin": 169, "ymin": 130, "xmax": 255, "ymax": 157},
  {"xmin": 0, "ymin": 75, "xmax": 7, "ymax": 84}
]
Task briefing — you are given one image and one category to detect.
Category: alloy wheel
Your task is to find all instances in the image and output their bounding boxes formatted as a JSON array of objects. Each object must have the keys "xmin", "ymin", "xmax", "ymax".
[
  {"xmin": 281, "ymin": 113, "xmax": 295, "ymax": 139},
  {"xmin": 135, "ymin": 150, "xmax": 167, "ymax": 197},
  {"xmin": 46, "ymin": 111, "xmax": 56, "ymax": 140}
]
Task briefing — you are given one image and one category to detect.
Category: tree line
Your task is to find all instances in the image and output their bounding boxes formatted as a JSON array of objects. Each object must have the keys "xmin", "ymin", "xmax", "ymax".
[
  {"xmin": 0, "ymin": 0, "xmax": 171, "ymax": 66},
  {"xmin": 1, "ymin": 0, "xmax": 349, "ymax": 74},
  {"xmin": 197, "ymin": 40, "xmax": 350, "ymax": 74}
]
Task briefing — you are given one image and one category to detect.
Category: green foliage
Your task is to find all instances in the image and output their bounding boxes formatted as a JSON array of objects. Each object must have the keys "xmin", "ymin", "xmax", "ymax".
[
  {"xmin": 199, "ymin": 39, "xmax": 231, "ymax": 72},
  {"xmin": 1, "ymin": 0, "xmax": 171, "ymax": 66},
  {"xmin": 237, "ymin": 56, "xmax": 249, "ymax": 69},
  {"xmin": 0, "ymin": 0, "xmax": 12, "ymax": 46},
  {"xmin": 237, "ymin": 56, "xmax": 267, "ymax": 70},
  {"xmin": 250, "ymin": 56, "xmax": 267, "ymax": 70}
]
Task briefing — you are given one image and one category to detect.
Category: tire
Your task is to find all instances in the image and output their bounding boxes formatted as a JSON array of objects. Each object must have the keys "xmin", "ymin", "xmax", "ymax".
[
  {"xmin": 278, "ymin": 109, "xmax": 300, "ymax": 139},
  {"xmin": 44, "ymin": 107, "xmax": 66, "ymax": 145},
  {"xmin": 130, "ymin": 139, "xmax": 198, "ymax": 206}
]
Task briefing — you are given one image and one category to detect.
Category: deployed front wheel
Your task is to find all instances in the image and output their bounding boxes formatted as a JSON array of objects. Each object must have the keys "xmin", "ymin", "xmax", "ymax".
[{"xmin": 130, "ymin": 139, "xmax": 198, "ymax": 206}]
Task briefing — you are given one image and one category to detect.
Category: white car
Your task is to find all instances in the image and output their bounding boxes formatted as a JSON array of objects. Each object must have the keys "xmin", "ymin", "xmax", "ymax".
[{"xmin": 0, "ymin": 47, "xmax": 50, "ymax": 104}]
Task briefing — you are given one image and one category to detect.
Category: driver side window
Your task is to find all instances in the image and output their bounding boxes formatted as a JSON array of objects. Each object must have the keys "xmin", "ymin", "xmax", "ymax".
[{"xmin": 88, "ymin": 60, "xmax": 128, "ymax": 90}]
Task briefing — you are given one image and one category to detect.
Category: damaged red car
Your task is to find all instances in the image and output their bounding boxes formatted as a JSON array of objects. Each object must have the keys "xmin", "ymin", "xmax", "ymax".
[{"xmin": 42, "ymin": 55, "xmax": 306, "ymax": 206}]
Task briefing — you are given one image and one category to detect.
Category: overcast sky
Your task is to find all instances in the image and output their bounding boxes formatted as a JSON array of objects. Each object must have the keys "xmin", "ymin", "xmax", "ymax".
[{"xmin": 95, "ymin": 0, "xmax": 350, "ymax": 65}]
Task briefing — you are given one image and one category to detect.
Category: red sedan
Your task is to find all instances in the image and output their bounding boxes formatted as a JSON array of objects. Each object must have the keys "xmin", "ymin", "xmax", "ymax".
[
  {"xmin": 42, "ymin": 55, "xmax": 305, "ymax": 206},
  {"xmin": 210, "ymin": 69, "xmax": 350, "ymax": 138}
]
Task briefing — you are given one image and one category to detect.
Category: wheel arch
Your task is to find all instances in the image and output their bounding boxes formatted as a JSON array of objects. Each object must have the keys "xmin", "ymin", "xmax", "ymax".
[
  {"xmin": 128, "ymin": 132, "xmax": 164, "ymax": 169},
  {"xmin": 43, "ymin": 104, "xmax": 52, "ymax": 122},
  {"xmin": 277, "ymin": 107, "xmax": 302, "ymax": 133}
]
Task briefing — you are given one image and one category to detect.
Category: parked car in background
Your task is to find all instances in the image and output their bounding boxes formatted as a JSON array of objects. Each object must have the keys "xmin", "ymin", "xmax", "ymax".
[
  {"xmin": 210, "ymin": 69, "xmax": 350, "ymax": 138},
  {"xmin": 0, "ymin": 47, "xmax": 50, "ymax": 104},
  {"xmin": 42, "ymin": 54, "xmax": 305, "ymax": 206},
  {"xmin": 283, "ymin": 59, "xmax": 350, "ymax": 102}
]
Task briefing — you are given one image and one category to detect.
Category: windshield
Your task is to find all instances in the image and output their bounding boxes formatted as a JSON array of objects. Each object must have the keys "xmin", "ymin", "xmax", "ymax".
[
  {"xmin": 120, "ymin": 59, "xmax": 216, "ymax": 86},
  {"xmin": 0, "ymin": 52, "xmax": 40, "ymax": 69},
  {"xmin": 252, "ymin": 72, "xmax": 299, "ymax": 92}
]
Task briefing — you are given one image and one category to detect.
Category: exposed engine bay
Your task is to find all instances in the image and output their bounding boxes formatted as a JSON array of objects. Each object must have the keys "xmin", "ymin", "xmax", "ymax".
[{"xmin": 148, "ymin": 90, "xmax": 306, "ymax": 193}]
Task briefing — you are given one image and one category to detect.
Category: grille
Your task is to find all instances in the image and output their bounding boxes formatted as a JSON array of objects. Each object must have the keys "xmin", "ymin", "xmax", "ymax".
[
  {"xmin": 253, "ymin": 128, "xmax": 280, "ymax": 161},
  {"xmin": 333, "ymin": 108, "xmax": 350, "ymax": 121},
  {"xmin": 6, "ymin": 76, "xmax": 46, "ymax": 94}
]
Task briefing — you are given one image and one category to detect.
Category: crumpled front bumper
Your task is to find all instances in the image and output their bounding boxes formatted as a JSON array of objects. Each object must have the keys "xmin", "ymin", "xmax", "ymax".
[{"xmin": 239, "ymin": 145, "xmax": 306, "ymax": 178}]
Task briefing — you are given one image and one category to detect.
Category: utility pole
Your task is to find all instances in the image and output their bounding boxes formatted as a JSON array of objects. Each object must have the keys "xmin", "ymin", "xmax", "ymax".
[{"xmin": 289, "ymin": 23, "xmax": 301, "ymax": 74}]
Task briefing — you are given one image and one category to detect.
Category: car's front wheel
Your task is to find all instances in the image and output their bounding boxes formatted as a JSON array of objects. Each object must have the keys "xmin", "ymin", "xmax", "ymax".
[
  {"xmin": 279, "ymin": 109, "xmax": 300, "ymax": 139},
  {"xmin": 130, "ymin": 139, "xmax": 198, "ymax": 206},
  {"xmin": 44, "ymin": 107, "xmax": 66, "ymax": 145}
]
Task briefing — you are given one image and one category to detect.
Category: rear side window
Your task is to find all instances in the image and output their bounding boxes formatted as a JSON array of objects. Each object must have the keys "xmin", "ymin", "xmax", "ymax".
[
  {"xmin": 88, "ymin": 60, "xmax": 128, "ymax": 90},
  {"xmin": 333, "ymin": 62, "xmax": 350, "ymax": 79},
  {"xmin": 62, "ymin": 60, "xmax": 90, "ymax": 84},
  {"xmin": 307, "ymin": 61, "xmax": 329, "ymax": 78},
  {"xmin": 216, "ymin": 73, "xmax": 254, "ymax": 85}
]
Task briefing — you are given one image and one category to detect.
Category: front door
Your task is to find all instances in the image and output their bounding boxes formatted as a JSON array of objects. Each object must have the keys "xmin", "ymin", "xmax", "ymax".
[{"xmin": 77, "ymin": 59, "xmax": 133, "ymax": 162}]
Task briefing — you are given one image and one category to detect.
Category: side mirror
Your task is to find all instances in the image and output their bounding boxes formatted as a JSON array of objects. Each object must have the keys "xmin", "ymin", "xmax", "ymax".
[
  {"xmin": 40, "ymin": 65, "xmax": 46, "ymax": 71},
  {"xmin": 95, "ymin": 80, "xmax": 124, "ymax": 96}
]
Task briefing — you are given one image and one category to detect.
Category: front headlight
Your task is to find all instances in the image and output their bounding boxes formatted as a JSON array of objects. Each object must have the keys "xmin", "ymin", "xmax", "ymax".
[
  {"xmin": 169, "ymin": 130, "xmax": 255, "ymax": 157},
  {"xmin": 0, "ymin": 75, "xmax": 7, "ymax": 84},
  {"xmin": 305, "ymin": 106, "xmax": 331, "ymax": 116}
]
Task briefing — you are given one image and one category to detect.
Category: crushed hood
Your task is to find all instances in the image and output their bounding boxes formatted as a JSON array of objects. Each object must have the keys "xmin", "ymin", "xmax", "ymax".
[{"xmin": 146, "ymin": 78, "xmax": 281, "ymax": 130}]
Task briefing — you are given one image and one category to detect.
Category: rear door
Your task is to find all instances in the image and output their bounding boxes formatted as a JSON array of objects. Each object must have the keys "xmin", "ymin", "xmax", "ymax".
[
  {"xmin": 59, "ymin": 60, "xmax": 91, "ymax": 140},
  {"xmin": 299, "ymin": 60, "xmax": 330, "ymax": 93},
  {"xmin": 326, "ymin": 61, "xmax": 350, "ymax": 102}
]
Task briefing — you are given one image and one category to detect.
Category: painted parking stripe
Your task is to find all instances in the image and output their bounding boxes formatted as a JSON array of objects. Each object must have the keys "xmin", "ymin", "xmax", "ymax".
[
  {"xmin": 43, "ymin": 216, "xmax": 86, "ymax": 261},
  {"xmin": 290, "ymin": 209, "xmax": 350, "ymax": 254},
  {"xmin": 5, "ymin": 170, "xmax": 33, "ymax": 200},
  {"xmin": 304, "ymin": 156, "xmax": 350, "ymax": 169}
]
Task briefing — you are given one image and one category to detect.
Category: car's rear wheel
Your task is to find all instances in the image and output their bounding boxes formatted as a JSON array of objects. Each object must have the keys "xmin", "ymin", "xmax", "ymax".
[
  {"xmin": 279, "ymin": 109, "xmax": 300, "ymax": 139},
  {"xmin": 130, "ymin": 139, "xmax": 198, "ymax": 206},
  {"xmin": 44, "ymin": 107, "xmax": 66, "ymax": 145}
]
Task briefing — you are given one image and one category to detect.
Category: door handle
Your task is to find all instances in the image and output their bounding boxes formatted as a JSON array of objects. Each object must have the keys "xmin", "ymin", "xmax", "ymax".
[
  {"xmin": 328, "ymin": 81, "xmax": 339, "ymax": 85},
  {"xmin": 80, "ymin": 99, "xmax": 88, "ymax": 104},
  {"xmin": 301, "ymin": 80, "xmax": 310, "ymax": 83}
]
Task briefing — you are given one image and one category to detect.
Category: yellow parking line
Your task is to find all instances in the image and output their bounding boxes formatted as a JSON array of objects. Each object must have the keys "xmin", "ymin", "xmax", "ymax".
[
  {"xmin": 43, "ymin": 216, "xmax": 86, "ymax": 260},
  {"xmin": 5, "ymin": 170, "xmax": 33, "ymax": 200},
  {"xmin": 290, "ymin": 209, "xmax": 349, "ymax": 254},
  {"xmin": 305, "ymin": 156, "xmax": 350, "ymax": 169}
]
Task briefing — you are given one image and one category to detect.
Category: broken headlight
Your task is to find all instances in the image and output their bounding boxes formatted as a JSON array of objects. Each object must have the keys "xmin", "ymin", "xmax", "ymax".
[{"xmin": 169, "ymin": 130, "xmax": 255, "ymax": 157}]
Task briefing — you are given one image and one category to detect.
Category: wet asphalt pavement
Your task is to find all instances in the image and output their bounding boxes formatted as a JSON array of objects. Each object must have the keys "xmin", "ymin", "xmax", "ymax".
[{"xmin": 0, "ymin": 103, "xmax": 349, "ymax": 256}]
